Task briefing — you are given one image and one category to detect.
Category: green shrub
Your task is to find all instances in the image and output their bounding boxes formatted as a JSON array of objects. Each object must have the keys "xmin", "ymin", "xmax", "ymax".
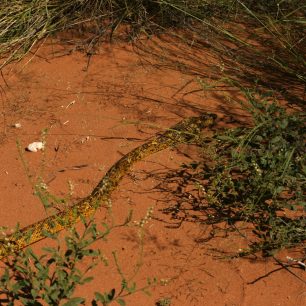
[{"xmin": 162, "ymin": 93, "xmax": 305, "ymax": 256}]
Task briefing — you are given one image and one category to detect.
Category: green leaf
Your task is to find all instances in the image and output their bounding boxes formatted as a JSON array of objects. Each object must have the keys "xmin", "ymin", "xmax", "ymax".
[
  {"xmin": 121, "ymin": 279, "xmax": 127, "ymax": 290},
  {"xmin": 117, "ymin": 299, "xmax": 126, "ymax": 306},
  {"xmin": 217, "ymin": 135, "xmax": 235, "ymax": 142},
  {"xmin": 107, "ymin": 288, "xmax": 116, "ymax": 300},
  {"xmin": 31, "ymin": 288, "xmax": 38, "ymax": 299},
  {"xmin": 81, "ymin": 276, "xmax": 94, "ymax": 284},
  {"xmin": 279, "ymin": 119, "xmax": 288, "ymax": 129},
  {"xmin": 62, "ymin": 297, "xmax": 85, "ymax": 306},
  {"xmin": 32, "ymin": 278, "xmax": 42, "ymax": 290},
  {"xmin": 94, "ymin": 292, "xmax": 106, "ymax": 303},
  {"xmin": 271, "ymin": 136, "xmax": 282, "ymax": 144},
  {"xmin": 127, "ymin": 282, "xmax": 136, "ymax": 293}
]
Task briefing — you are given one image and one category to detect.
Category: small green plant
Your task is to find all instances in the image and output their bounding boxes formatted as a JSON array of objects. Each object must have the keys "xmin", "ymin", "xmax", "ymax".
[
  {"xmin": 0, "ymin": 219, "xmax": 105, "ymax": 305},
  {"xmin": 0, "ymin": 216, "xmax": 157, "ymax": 305},
  {"xmin": 0, "ymin": 136, "xmax": 158, "ymax": 305}
]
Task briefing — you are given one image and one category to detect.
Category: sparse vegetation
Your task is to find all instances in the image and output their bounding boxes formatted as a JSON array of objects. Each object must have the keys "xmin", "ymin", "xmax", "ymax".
[
  {"xmin": 0, "ymin": 220, "xmax": 158, "ymax": 305},
  {"xmin": 0, "ymin": 177, "xmax": 157, "ymax": 305},
  {"xmin": 0, "ymin": 0, "xmax": 305, "ymax": 304},
  {"xmin": 160, "ymin": 92, "xmax": 305, "ymax": 257}
]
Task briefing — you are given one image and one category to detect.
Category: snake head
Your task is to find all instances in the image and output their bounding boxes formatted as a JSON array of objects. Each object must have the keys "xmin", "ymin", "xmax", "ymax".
[
  {"xmin": 170, "ymin": 112, "xmax": 216, "ymax": 145},
  {"xmin": 186, "ymin": 112, "xmax": 216, "ymax": 131}
]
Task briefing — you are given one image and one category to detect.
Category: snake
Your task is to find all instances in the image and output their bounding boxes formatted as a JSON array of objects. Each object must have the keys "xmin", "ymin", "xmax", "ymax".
[{"xmin": 0, "ymin": 113, "xmax": 216, "ymax": 259}]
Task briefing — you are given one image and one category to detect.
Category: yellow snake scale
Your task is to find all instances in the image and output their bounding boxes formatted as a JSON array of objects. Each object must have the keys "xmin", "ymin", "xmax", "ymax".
[{"xmin": 0, "ymin": 113, "xmax": 216, "ymax": 258}]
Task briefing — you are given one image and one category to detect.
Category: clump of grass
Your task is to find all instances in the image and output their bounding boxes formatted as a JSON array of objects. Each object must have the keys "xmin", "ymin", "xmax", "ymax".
[
  {"xmin": 135, "ymin": 0, "xmax": 305, "ymax": 109},
  {"xmin": 1, "ymin": 0, "xmax": 305, "ymax": 108},
  {"xmin": 0, "ymin": 0, "xmax": 103, "ymax": 67},
  {"xmin": 0, "ymin": 0, "xmax": 190, "ymax": 67}
]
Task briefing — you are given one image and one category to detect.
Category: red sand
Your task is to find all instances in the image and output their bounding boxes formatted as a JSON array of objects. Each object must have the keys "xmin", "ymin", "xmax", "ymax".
[{"xmin": 0, "ymin": 39, "xmax": 305, "ymax": 305}]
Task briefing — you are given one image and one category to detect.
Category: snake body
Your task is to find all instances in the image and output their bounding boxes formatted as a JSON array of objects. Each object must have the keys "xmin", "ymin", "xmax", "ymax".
[{"xmin": 0, "ymin": 113, "xmax": 216, "ymax": 258}]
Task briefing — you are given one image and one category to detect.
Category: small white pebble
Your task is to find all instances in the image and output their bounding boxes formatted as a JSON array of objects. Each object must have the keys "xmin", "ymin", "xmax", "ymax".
[
  {"xmin": 13, "ymin": 123, "xmax": 21, "ymax": 128},
  {"xmin": 27, "ymin": 142, "xmax": 44, "ymax": 152}
]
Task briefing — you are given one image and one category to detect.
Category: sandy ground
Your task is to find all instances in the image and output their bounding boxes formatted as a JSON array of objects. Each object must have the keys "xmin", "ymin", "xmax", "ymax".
[{"xmin": 0, "ymin": 38, "xmax": 305, "ymax": 305}]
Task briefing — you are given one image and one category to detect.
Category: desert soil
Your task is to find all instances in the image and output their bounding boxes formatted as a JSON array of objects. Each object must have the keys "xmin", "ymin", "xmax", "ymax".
[{"xmin": 0, "ymin": 37, "xmax": 305, "ymax": 306}]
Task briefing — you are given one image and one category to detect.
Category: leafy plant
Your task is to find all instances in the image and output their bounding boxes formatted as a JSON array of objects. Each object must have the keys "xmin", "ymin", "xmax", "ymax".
[
  {"xmin": 1, "ymin": 218, "xmax": 106, "ymax": 305},
  {"xmin": 160, "ymin": 92, "xmax": 305, "ymax": 256},
  {"xmin": 0, "ymin": 213, "xmax": 158, "ymax": 305},
  {"xmin": 0, "ymin": 136, "xmax": 157, "ymax": 305},
  {"xmin": 208, "ymin": 94, "xmax": 305, "ymax": 255}
]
